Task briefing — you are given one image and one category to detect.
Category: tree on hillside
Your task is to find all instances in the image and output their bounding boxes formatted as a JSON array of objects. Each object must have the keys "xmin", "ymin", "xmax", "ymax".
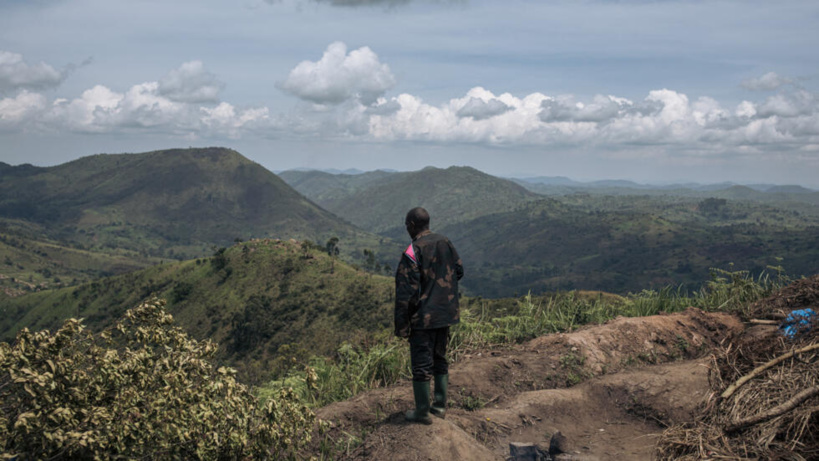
[
  {"xmin": 698, "ymin": 197, "xmax": 728, "ymax": 216},
  {"xmin": 326, "ymin": 237, "xmax": 339, "ymax": 273}
]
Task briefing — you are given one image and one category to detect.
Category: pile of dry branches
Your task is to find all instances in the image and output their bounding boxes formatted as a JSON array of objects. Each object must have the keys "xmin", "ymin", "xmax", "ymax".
[{"xmin": 656, "ymin": 278, "xmax": 818, "ymax": 460}]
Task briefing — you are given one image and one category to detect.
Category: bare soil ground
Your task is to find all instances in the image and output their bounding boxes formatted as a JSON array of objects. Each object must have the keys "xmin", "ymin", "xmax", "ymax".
[{"xmin": 314, "ymin": 308, "xmax": 745, "ymax": 460}]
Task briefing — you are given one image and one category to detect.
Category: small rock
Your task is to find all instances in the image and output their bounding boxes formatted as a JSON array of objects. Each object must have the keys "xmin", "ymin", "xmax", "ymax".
[
  {"xmin": 549, "ymin": 431, "xmax": 570, "ymax": 456},
  {"xmin": 510, "ymin": 442, "xmax": 547, "ymax": 461}
]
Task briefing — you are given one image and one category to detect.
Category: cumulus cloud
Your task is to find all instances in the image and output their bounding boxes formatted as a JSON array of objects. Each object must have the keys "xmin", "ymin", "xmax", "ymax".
[
  {"xmin": 3, "ymin": 48, "xmax": 819, "ymax": 161},
  {"xmin": 457, "ymin": 97, "xmax": 512, "ymax": 120},
  {"xmin": 539, "ymin": 94, "xmax": 631, "ymax": 123},
  {"xmin": 757, "ymin": 89, "xmax": 816, "ymax": 118},
  {"xmin": 0, "ymin": 61, "xmax": 267, "ymax": 138},
  {"xmin": 278, "ymin": 41, "xmax": 396, "ymax": 105},
  {"xmin": 368, "ymin": 87, "xmax": 550, "ymax": 143},
  {"xmin": 742, "ymin": 72, "xmax": 793, "ymax": 91},
  {"xmin": 365, "ymin": 98, "xmax": 401, "ymax": 115},
  {"xmin": 0, "ymin": 90, "xmax": 48, "ymax": 127},
  {"xmin": 201, "ymin": 102, "xmax": 270, "ymax": 138},
  {"xmin": 159, "ymin": 61, "xmax": 224, "ymax": 103},
  {"xmin": 363, "ymin": 84, "xmax": 819, "ymax": 151},
  {"xmin": 0, "ymin": 51, "xmax": 64, "ymax": 94}
]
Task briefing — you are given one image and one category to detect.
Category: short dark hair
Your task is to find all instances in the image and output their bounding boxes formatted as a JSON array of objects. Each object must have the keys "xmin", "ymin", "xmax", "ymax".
[{"xmin": 405, "ymin": 207, "xmax": 430, "ymax": 229}]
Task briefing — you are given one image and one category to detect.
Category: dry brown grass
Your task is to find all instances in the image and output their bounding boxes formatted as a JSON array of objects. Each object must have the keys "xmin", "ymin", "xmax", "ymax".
[{"xmin": 656, "ymin": 278, "xmax": 819, "ymax": 461}]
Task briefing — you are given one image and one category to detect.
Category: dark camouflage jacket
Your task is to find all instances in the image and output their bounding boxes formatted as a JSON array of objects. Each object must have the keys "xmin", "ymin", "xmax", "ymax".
[{"xmin": 394, "ymin": 230, "xmax": 464, "ymax": 337}]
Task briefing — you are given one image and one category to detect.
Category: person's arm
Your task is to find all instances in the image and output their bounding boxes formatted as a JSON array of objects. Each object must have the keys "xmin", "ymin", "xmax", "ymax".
[
  {"xmin": 394, "ymin": 250, "xmax": 421, "ymax": 338},
  {"xmin": 451, "ymin": 241, "xmax": 464, "ymax": 281}
]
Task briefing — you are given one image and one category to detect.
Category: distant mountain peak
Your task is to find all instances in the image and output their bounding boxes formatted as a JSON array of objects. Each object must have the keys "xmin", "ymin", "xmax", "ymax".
[{"xmin": 0, "ymin": 147, "xmax": 368, "ymax": 252}]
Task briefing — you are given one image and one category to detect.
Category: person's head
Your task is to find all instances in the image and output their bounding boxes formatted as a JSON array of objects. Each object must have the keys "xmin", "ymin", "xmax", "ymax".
[{"xmin": 405, "ymin": 207, "xmax": 430, "ymax": 239}]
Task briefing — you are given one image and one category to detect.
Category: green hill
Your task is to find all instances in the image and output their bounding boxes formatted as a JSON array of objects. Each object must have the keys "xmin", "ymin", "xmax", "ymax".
[
  {"xmin": 441, "ymin": 198, "xmax": 819, "ymax": 297},
  {"xmin": 281, "ymin": 167, "xmax": 819, "ymax": 296},
  {"xmin": 0, "ymin": 148, "xmax": 362, "ymax": 254},
  {"xmin": 0, "ymin": 239, "xmax": 394, "ymax": 384},
  {"xmin": 277, "ymin": 169, "xmax": 396, "ymax": 203},
  {"xmin": 0, "ymin": 218, "xmax": 162, "ymax": 297},
  {"xmin": 514, "ymin": 179, "xmax": 819, "ymax": 216},
  {"xmin": 279, "ymin": 166, "xmax": 540, "ymax": 236},
  {"xmin": 0, "ymin": 148, "xmax": 400, "ymax": 295}
]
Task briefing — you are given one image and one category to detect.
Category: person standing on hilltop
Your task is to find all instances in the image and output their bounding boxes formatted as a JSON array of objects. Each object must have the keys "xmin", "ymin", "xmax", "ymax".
[{"xmin": 395, "ymin": 207, "xmax": 464, "ymax": 424}]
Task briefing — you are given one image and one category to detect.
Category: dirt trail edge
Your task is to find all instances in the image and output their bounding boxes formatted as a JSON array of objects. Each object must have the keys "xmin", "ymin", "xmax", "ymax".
[{"xmin": 315, "ymin": 308, "xmax": 744, "ymax": 460}]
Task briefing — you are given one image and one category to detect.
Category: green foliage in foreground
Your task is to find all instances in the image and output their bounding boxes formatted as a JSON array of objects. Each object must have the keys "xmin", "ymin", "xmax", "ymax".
[
  {"xmin": 0, "ymin": 299, "xmax": 315, "ymax": 460},
  {"xmin": 260, "ymin": 268, "xmax": 789, "ymax": 408}
]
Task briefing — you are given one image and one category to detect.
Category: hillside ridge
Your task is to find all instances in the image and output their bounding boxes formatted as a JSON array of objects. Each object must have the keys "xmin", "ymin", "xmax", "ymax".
[
  {"xmin": 0, "ymin": 147, "xmax": 400, "ymax": 296},
  {"xmin": 0, "ymin": 239, "xmax": 394, "ymax": 384}
]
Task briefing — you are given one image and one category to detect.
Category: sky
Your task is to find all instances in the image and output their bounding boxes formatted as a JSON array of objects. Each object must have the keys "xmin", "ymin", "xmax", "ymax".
[{"xmin": 1, "ymin": 0, "xmax": 818, "ymax": 187}]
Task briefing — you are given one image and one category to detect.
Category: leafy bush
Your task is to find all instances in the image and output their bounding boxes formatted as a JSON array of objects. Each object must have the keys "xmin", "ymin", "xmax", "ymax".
[{"xmin": 0, "ymin": 298, "xmax": 315, "ymax": 460}]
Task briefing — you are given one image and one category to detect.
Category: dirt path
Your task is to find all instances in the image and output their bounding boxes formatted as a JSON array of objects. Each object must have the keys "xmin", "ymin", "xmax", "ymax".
[{"xmin": 315, "ymin": 308, "xmax": 744, "ymax": 460}]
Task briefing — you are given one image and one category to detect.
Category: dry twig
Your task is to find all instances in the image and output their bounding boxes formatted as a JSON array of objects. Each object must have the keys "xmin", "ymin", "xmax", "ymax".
[
  {"xmin": 725, "ymin": 385, "xmax": 819, "ymax": 433},
  {"xmin": 720, "ymin": 343, "xmax": 819, "ymax": 400}
]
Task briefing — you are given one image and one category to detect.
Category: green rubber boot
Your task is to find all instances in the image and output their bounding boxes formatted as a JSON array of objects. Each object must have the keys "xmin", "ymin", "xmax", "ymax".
[
  {"xmin": 430, "ymin": 374, "xmax": 448, "ymax": 418},
  {"xmin": 405, "ymin": 380, "xmax": 433, "ymax": 424}
]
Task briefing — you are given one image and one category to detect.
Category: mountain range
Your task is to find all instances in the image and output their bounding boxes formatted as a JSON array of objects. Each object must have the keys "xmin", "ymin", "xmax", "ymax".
[
  {"xmin": 280, "ymin": 166, "xmax": 819, "ymax": 296},
  {"xmin": 3, "ymin": 147, "xmax": 818, "ymax": 332}
]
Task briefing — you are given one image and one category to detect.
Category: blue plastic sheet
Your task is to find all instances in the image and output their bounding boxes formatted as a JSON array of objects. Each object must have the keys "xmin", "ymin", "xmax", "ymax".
[{"xmin": 779, "ymin": 308, "xmax": 816, "ymax": 338}]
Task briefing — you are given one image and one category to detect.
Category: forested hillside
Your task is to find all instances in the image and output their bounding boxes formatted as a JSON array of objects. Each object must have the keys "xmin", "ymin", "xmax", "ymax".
[
  {"xmin": 441, "ymin": 199, "xmax": 819, "ymax": 296},
  {"xmin": 282, "ymin": 167, "xmax": 819, "ymax": 297},
  {"xmin": 0, "ymin": 239, "xmax": 393, "ymax": 384},
  {"xmin": 280, "ymin": 166, "xmax": 540, "ymax": 236},
  {"xmin": 0, "ymin": 148, "xmax": 398, "ymax": 297}
]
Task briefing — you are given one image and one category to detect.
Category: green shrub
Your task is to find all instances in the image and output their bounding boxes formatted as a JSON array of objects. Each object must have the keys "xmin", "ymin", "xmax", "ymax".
[
  {"xmin": 259, "ymin": 340, "xmax": 410, "ymax": 408},
  {"xmin": 0, "ymin": 298, "xmax": 315, "ymax": 460}
]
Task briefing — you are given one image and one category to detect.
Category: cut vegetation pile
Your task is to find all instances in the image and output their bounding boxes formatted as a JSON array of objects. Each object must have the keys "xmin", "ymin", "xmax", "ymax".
[{"xmin": 657, "ymin": 275, "xmax": 819, "ymax": 460}]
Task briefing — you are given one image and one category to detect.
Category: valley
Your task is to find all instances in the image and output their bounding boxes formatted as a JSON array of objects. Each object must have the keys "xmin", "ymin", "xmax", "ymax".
[{"xmin": 1, "ymin": 147, "xmax": 816, "ymax": 459}]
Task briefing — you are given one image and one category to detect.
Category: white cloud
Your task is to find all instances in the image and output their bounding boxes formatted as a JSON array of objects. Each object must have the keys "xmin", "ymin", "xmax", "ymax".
[
  {"xmin": 368, "ymin": 88, "xmax": 551, "ymax": 143},
  {"xmin": 46, "ymin": 85, "xmax": 124, "ymax": 132},
  {"xmin": 0, "ymin": 51, "xmax": 64, "ymax": 94},
  {"xmin": 539, "ymin": 94, "xmax": 629, "ymax": 123},
  {"xmin": 0, "ymin": 90, "xmax": 48, "ymax": 126},
  {"xmin": 3, "ymin": 49, "xmax": 819, "ymax": 162},
  {"xmin": 201, "ymin": 102, "xmax": 270, "ymax": 138},
  {"xmin": 757, "ymin": 89, "xmax": 816, "ymax": 118},
  {"xmin": 36, "ymin": 63, "xmax": 266, "ymax": 137},
  {"xmin": 278, "ymin": 41, "xmax": 396, "ymax": 105},
  {"xmin": 365, "ymin": 98, "xmax": 401, "ymax": 116},
  {"xmin": 735, "ymin": 101, "xmax": 756, "ymax": 118},
  {"xmin": 457, "ymin": 96, "xmax": 512, "ymax": 120},
  {"xmin": 742, "ymin": 72, "xmax": 792, "ymax": 91},
  {"xmin": 365, "ymin": 85, "xmax": 819, "ymax": 151},
  {"xmin": 159, "ymin": 61, "xmax": 224, "ymax": 103}
]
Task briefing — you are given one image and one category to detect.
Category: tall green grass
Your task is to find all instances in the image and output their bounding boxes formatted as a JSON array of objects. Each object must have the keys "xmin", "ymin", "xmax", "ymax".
[
  {"xmin": 257, "ymin": 268, "xmax": 790, "ymax": 407},
  {"xmin": 257, "ymin": 339, "xmax": 410, "ymax": 407}
]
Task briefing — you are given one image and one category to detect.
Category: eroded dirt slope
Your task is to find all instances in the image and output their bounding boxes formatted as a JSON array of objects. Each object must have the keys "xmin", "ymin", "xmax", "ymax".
[{"xmin": 315, "ymin": 308, "xmax": 744, "ymax": 460}]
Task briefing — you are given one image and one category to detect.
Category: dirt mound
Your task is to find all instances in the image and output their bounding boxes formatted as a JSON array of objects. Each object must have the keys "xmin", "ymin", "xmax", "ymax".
[
  {"xmin": 350, "ymin": 416, "xmax": 499, "ymax": 461},
  {"xmin": 340, "ymin": 359, "xmax": 713, "ymax": 460},
  {"xmin": 747, "ymin": 274, "xmax": 819, "ymax": 319},
  {"xmin": 315, "ymin": 308, "xmax": 743, "ymax": 460},
  {"xmin": 658, "ymin": 278, "xmax": 819, "ymax": 460}
]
